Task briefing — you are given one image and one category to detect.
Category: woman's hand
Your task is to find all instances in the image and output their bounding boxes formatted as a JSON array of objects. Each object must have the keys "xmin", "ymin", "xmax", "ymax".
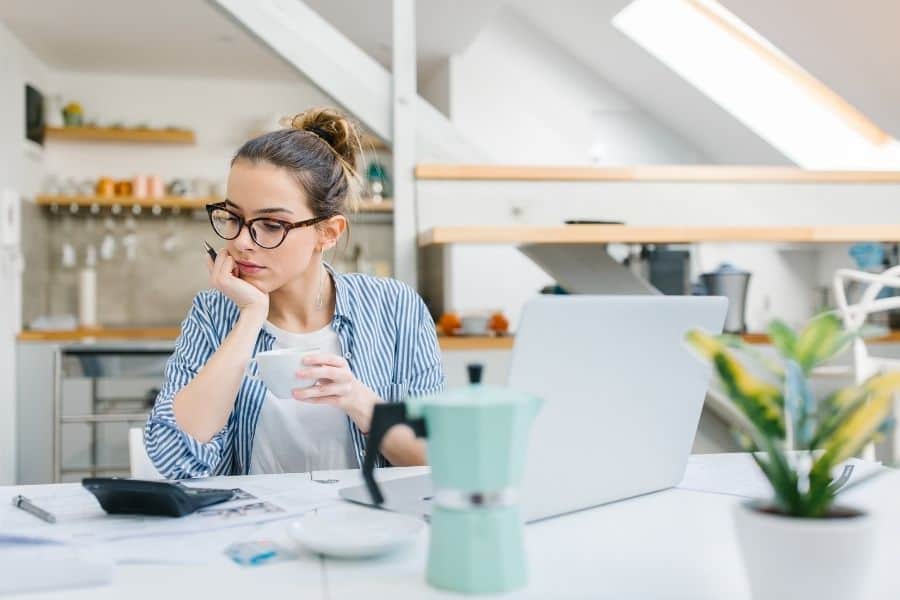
[
  {"xmin": 207, "ymin": 248, "xmax": 269, "ymax": 319},
  {"xmin": 292, "ymin": 352, "xmax": 380, "ymax": 433},
  {"xmin": 295, "ymin": 352, "xmax": 427, "ymax": 466}
]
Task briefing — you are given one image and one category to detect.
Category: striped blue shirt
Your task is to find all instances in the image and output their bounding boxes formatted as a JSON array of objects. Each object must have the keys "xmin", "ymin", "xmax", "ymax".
[{"xmin": 144, "ymin": 265, "xmax": 446, "ymax": 479}]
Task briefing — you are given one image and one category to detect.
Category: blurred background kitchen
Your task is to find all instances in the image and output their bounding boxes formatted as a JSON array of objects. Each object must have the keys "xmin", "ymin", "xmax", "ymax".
[{"xmin": 3, "ymin": 0, "xmax": 900, "ymax": 485}]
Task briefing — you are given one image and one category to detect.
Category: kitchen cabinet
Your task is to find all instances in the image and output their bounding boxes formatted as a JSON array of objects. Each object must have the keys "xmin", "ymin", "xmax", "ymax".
[{"xmin": 16, "ymin": 341, "xmax": 173, "ymax": 484}]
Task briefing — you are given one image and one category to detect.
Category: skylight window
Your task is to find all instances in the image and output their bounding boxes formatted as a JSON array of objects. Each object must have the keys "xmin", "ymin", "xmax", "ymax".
[{"xmin": 613, "ymin": 0, "xmax": 900, "ymax": 169}]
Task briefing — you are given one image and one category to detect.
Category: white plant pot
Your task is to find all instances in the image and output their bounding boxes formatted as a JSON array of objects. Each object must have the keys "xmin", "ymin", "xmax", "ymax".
[{"xmin": 734, "ymin": 500, "xmax": 876, "ymax": 600}]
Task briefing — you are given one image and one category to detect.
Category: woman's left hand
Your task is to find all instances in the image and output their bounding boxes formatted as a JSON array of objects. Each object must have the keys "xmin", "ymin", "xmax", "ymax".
[{"xmin": 293, "ymin": 353, "xmax": 380, "ymax": 433}]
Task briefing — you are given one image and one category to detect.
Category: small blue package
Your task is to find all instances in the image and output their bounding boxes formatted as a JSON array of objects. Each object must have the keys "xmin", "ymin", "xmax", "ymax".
[{"xmin": 224, "ymin": 540, "xmax": 296, "ymax": 566}]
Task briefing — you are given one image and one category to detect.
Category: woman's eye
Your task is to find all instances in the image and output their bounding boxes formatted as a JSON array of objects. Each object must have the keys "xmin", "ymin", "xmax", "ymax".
[
  {"xmin": 259, "ymin": 221, "xmax": 283, "ymax": 232},
  {"xmin": 213, "ymin": 211, "xmax": 238, "ymax": 224}
]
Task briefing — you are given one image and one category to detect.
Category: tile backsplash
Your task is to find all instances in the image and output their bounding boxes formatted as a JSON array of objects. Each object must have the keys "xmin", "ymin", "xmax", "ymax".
[{"xmin": 21, "ymin": 202, "xmax": 392, "ymax": 328}]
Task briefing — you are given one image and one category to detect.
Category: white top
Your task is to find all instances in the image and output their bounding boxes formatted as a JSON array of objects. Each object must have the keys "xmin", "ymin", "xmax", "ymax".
[{"xmin": 249, "ymin": 321, "xmax": 358, "ymax": 474}]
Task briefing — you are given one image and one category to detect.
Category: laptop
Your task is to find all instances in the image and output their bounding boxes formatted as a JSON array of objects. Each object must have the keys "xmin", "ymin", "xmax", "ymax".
[{"xmin": 340, "ymin": 295, "xmax": 727, "ymax": 522}]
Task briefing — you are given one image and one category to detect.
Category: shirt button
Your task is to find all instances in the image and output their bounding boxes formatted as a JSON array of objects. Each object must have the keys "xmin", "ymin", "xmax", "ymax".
[{"xmin": 344, "ymin": 352, "xmax": 352, "ymax": 360}]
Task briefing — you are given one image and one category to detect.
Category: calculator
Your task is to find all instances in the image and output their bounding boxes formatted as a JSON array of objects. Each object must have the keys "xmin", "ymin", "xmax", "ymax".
[{"xmin": 82, "ymin": 478, "xmax": 236, "ymax": 517}]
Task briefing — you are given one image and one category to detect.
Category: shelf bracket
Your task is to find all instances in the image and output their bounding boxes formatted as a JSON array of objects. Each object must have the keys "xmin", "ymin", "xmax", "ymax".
[{"xmin": 518, "ymin": 243, "xmax": 659, "ymax": 295}]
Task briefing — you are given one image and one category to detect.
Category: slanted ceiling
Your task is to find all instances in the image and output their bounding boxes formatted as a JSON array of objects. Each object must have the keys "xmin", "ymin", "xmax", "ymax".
[{"xmin": 721, "ymin": 0, "xmax": 900, "ymax": 140}]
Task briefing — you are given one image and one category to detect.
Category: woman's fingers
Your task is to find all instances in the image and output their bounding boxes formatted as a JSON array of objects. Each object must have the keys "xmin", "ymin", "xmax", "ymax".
[
  {"xmin": 302, "ymin": 353, "xmax": 348, "ymax": 369},
  {"xmin": 227, "ymin": 254, "xmax": 239, "ymax": 278},
  {"xmin": 211, "ymin": 249, "xmax": 238, "ymax": 288},
  {"xmin": 296, "ymin": 395, "xmax": 341, "ymax": 406},
  {"xmin": 292, "ymin": 382, "xmax": 352, "ymax": 400},
  {"xmin": 296, "ymin": 365, "xmax": 347, "ymax": 382},
  {"xmin": 221, "ymin": 253, "xmax": 235, "ymax": 280},
  {"xmin": 211, "ymin": 248, "xmax": 227, "ymax": 282}
]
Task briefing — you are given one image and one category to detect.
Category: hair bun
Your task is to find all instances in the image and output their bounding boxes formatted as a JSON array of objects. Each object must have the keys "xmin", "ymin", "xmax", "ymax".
[{"xmin": 286, "ymin": 107, "xmax": 360, "ymax": 170}]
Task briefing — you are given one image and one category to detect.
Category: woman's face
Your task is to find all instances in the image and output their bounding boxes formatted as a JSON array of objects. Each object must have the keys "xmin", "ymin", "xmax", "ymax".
[{"xmin": 221, "ymin": 159, "xmax": 340, "ymax": 293}]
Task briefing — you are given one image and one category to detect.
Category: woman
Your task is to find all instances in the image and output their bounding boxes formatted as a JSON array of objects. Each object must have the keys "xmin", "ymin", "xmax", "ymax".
[{"xmin": 145, "ymin": 107, "xmax": 445, "ymax": 479}]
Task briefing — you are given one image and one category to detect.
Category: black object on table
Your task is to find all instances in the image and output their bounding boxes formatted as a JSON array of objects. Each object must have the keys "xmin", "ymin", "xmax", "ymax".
[
  {"xmin": 82, "ymin": 478, "xmax": 235, "ymax": 517},
  {"xmin": 467, "ymin": 363, "xmax": 484, "ymax": 384}
]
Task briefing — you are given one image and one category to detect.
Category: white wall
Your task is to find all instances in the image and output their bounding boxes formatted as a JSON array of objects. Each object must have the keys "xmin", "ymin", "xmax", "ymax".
[
  {"xmin": 43, "ymin": 71, "xmax": 333, "ymax": 183},
  {"xmin": 419, "ymin": 59, "xmax": 452, "ymax": 120},
  {"xmin": 0, "ymin": 21, "xmax": 50, "ymax": 485},
  {"xmin": 448, "ymin": 8, "xmax": 706, "ymax": 166}
]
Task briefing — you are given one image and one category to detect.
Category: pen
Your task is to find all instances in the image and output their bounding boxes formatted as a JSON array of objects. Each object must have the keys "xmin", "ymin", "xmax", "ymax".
[
  {"xmin": 11, "ymin": 495, "xmax": 56, "ymax": 524},
  {"xmin": 204, "ymin": 240, "xmax": 218, "ymax": 262}
]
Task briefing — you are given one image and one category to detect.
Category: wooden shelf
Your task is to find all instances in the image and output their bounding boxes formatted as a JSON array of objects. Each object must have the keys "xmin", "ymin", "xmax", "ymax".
[
  {"xmin": 357, "ymin": 199, "xmax": 393, "ymax": 213},
  {"xmin": 45, "ymin": 126, "xmax": 195, "ymax": 145},
  {"xmin": 438, "ymin": 336, "xmax": 514, "ymax": 351},
  {"xmin": 420, "ymin": 225, "xmax": 900, "ymax": 246},
  {"xmin": 18, "ymin": 328, "xmax": 513, "ymax": 348},
  {"xmin": 742, "ymin": 331, "xmax": 900, "ymax": 345},
  {"xmin": 442, "ymin": 331, "xmax": 900, "ymax": 350},
  {"xmin": 415, "ymin": 164, "xmax": 900, "ymax": 183},
  {"xmin": 38, "ymin": 195, "xmax": 392, "ymax": 213},
  {"xmin": 36, "ymin": 195, "xmax": 215, "ymax": 209},
  {"xmin": 18, "ymin": 327, "xmax": 181, "ymax": 342}
]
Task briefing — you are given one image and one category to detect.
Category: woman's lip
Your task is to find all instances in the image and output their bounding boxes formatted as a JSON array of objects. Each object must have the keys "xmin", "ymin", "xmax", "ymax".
[{"xmin": 235, "ymin": 260, "xmax": 264, "ymax": 269}]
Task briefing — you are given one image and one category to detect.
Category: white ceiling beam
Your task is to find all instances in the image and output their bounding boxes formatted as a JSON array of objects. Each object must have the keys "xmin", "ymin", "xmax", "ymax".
[
  {"xmin": 209, "ymin": 0, "xmax": 485, "ymax": 162},
  {"xmin": 392, "ymin": 0, "xmax": 417, "ymax": 287}
]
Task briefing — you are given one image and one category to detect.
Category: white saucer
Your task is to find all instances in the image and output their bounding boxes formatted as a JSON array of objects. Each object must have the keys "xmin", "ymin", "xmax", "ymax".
[{"xmin": 287, "ymin": 504, "xmax": 424, "ymax": 559}]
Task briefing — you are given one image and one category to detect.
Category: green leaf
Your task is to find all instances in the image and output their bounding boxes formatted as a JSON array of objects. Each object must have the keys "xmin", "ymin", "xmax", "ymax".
[
  {"xmin": 761, "ymin": 436, "xmax": 801, "ymax": 515},
  {"xmin": 686, "ymin": 329, "xmax": 785, "ymax": 440},
  {"xmin": 733, "ymin": 431, "xmax": 787, "ymax": 506},
  {"xmin": 767, "ymin": 319, "xmax": 798, "ymax": 362},
  {"xmin": 794, "ymin": 313, "xmax": 845, "ymax": 373},
  {"xmin": 809, "ymin": 386, "xmax": 869, "ymax": 450},
  {"xmin": 784, "ymin": 360, "xmax": 815, "ymax": 449},
  {"xmin": 733, "ymin": 428, "xmax": 800, "ymax": 514},
  {"xmin": 806, "ymin": 449, "xmax": 837, "ymax": 518},
  {"xmin": 822, "ymin": 372, "xmax": 900, "ymax": 465},
  {"xmin": 713, "ymin": 353, "xmax": 786, "ymax": 439},
  {"xmin": 718, "ymin": 334, "xmax": 785, "ymax": 379}
]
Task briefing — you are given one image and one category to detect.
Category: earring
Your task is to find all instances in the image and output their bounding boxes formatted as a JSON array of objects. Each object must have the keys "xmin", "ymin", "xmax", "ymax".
[{"xmin": 315, "ymin": 248, "xmax": 325, "ymax": 310}]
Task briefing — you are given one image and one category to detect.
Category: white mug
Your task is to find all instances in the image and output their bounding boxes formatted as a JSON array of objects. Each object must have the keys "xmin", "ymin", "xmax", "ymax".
[
  {"xmin": 459, "ymin": 314, "xmax": 490, "ymax": 335},
  {"xmin": 247, "ymin": 347, "xmax": 319, "ymax": 399}
]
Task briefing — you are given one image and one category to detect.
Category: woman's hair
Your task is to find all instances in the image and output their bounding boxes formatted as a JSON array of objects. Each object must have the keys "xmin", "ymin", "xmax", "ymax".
[{"xmin": 232, "ymin": 106, "xmax": 363, "ymax": 221}]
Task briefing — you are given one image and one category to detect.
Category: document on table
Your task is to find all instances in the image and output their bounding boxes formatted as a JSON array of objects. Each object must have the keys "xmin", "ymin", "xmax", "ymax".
[
  {"xmin": 0, "ymin": 535, "xmax": 113, "ymax": 594},
  {"xmin": 1, "ymin": 478, "xmax": 340, "ymax": 543},
  {"xmin": 678, "ymin": 453, "xmax": 886, "ymax": 499}
]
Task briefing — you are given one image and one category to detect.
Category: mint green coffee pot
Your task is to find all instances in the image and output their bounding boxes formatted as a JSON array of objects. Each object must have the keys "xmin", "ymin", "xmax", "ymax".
[{"xmin": 363, "ymin": 383, "xmax": 542, "ymax": 594}]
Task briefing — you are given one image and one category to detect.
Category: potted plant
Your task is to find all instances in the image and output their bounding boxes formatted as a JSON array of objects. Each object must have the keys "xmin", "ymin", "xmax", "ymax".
[{"xmin": 686, "ymin": 313, "xmax": 900, "ymax": 600}]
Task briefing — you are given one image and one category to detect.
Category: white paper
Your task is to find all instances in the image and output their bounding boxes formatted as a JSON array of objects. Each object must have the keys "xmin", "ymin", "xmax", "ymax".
[
  {"xmin": 678, "ymin": 453, "xmax": 886, "ymax": 500},
  {"xmin": 0, "ymin": 537, "xmax": 113, "ymax": 594},
  {"xmin": 2, "ymin": 479, "xmax": 339, "ymax": 543}
]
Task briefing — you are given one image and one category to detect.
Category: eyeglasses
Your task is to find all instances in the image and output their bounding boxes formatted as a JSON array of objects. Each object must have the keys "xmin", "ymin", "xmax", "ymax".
[{"xmin": 206, "ymin": 202, "xmax": 330, "ymax": 249}]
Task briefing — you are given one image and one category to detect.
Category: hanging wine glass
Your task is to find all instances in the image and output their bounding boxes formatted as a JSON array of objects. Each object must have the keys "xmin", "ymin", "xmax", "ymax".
[
  {"xmin": 123, "ymin": 212, "xmax": 138, "ymax": 262},
  {"xmin": 100, "ymin": 214, "xmax": 117, "ymax": 261}
]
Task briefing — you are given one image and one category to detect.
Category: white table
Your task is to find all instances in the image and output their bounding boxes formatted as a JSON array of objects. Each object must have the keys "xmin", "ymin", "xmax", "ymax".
[{"xmin": 3, "ymin": 455, "xmax": 899, "ymax": 599}]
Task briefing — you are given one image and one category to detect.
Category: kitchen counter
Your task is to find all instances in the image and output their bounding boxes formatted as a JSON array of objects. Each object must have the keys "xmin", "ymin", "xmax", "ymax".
[
  {"xmin": 17, "ymin": 327, "xmax": 181, "ymax": 342},
  {"xmin": 16, "ymin": 327, "xmax": 517, "ymax": 351},
  {"xmin": 20, "ymin": 328, "xmax": 900, "ymax": 349}
]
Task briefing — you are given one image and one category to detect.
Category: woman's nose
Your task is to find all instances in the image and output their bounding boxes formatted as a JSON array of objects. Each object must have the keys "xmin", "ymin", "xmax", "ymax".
[{"xmin": 233, "ymin": 223, "xmax": 255, "ymax": 251}]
